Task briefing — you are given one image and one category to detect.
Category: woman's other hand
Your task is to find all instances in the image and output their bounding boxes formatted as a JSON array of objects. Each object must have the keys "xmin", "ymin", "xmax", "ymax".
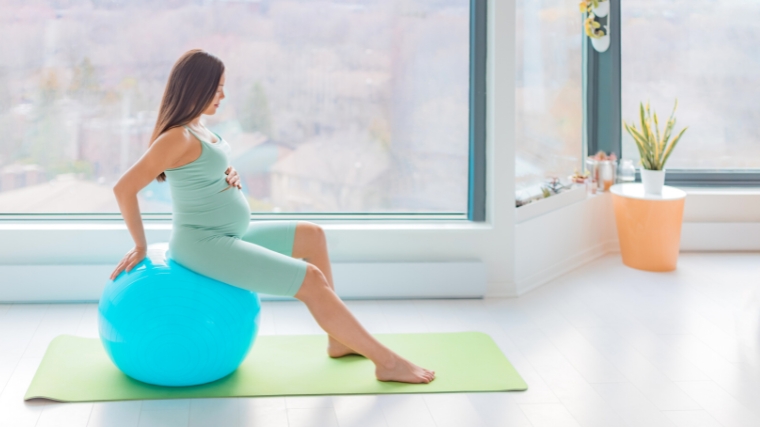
[
  {"xmin": 110, "ymin": 246, "xmax": 147, "ymax": 281},
  {"xmin": 225, "ymin": 166, "xmax": 242, "ymax": 189}
]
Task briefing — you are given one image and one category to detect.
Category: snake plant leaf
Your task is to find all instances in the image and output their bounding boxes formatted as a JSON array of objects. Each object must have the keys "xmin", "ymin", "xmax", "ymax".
[
  {"xmin": 660, "ymin": 118, "xmax": 675, "ymax": 166},
  {"xmin": 662, "ymin": 118, "xmax": 675, "ymax": 147},
  {"xmin": 625, "ymin": 123, "xmax": 649, "ymax": 151},
  {"xmin": 653, "ymin": 112, "xmax": 661, "ymax": 166},
  {"xmin": 639, "ymin": 102, "xmax": 653, "ymax": 155},
  {"xmin": 661, "ymin": 99, "xmax": 679, "ymax": 163},
  {"xmin": 661, "ymin": 126, "xmax": 688, "ymax": 168},
  {"xmin": 664, "ymin": 100, "xmax": 678, "ymax": 137},
  {"xmin": 624, "ymin": 122, "xmax": 648, "ymax": 161},
  {"xmin": 639, "ymin": 103, "xmax": 652, "ymax": 155},
  {"xmin": 646, "ymin": 121, "xmax": 656, "ymax": 161}
]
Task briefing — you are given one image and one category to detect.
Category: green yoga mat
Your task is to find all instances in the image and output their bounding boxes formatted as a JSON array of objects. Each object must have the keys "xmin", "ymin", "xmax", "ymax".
[{"xmin": 24, "ymin": 332, "xmax": 527, "ymax": 402}]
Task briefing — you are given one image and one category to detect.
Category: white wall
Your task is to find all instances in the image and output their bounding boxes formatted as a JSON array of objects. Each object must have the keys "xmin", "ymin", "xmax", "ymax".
[
  {"xmin": 515, "ymin": 193, "xmax": 616, "ymax": 295},
  {"xmin": 678, "ymin": 188, "xmax": 760, "ymax": 251}
]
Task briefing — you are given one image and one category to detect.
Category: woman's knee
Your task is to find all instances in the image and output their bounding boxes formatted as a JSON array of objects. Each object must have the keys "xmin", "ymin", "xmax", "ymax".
[
  {"xmin": 293, "ymin": 264, "xmax": 330, "ymax": 301},
  {"xmin": 293, "ymin": 221, "xmax": 327, "ymax": 260},
  {"xmin": 297, "ymin": 221, "xmax": 326, "ymax": 246}
]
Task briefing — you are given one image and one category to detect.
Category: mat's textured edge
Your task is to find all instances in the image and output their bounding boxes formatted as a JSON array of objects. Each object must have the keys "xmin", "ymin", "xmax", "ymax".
[{"xmin": 25, "ymin": 332, "xmax": 528, "ymax": 402}]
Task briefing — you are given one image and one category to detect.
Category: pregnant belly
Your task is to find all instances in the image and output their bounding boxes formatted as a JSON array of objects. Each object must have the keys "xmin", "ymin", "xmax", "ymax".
[
  {"xmin": 215, "ymin": 187, "xmax": 251, "ymax": 236},
  {"xmin": 173, "ymin": 188, "xmax": 251, "ymax": 237}
]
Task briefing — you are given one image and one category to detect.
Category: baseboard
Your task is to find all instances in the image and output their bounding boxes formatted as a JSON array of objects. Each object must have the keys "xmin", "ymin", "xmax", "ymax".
[
  {"xmin": 484, "ymin": 281, "xmax": 518, "ymax": 298},
  {"xmin": 515, "ymin": 240, "xmax": 614, "ymax": 296},
  {"xmin": 0, "ymin": 261, "xmax": 486, "ymax": 303}
]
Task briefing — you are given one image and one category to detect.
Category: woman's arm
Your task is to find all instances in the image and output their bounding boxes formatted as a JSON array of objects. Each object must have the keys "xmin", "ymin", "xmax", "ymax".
[{"xmin": 110, "ymin": 128, "xmax": 189, "ymax": 279}]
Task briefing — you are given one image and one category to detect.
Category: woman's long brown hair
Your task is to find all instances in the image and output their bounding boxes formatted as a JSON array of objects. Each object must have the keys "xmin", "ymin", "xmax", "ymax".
[{"xmin": 150, "ymin": 49, "xmax": 225, "ymax": 182}]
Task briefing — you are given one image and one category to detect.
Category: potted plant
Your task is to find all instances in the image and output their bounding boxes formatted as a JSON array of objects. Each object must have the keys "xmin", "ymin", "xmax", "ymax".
[
  {"xmin": 623, "ymin": 100, "xmax": 688, "ymax": 195},
  {"xmin": 579, "ymin": 0, "xmax": 610, "ymax": 52}
]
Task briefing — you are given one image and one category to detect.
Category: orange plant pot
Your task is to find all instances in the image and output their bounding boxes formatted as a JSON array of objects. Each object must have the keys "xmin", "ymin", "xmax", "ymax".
[{"xmin": 611, "ymin": 184, "xmax": 686, "ymax": 272}]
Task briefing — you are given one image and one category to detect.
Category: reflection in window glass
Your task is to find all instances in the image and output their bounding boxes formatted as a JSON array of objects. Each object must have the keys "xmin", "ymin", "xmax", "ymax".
[
  {"xmin": 515, "ymin": 0, "xmax": 583, "ymax": 194},
  {"xmin": 622, "ymin": 1, "xmax": 760, "ymax": 169},
  {"xmin": 0, "ymin": 0, "xmax": 470, "ymax": 214}
]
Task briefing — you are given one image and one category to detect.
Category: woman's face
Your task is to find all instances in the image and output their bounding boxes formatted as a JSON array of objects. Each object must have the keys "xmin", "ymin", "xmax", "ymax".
[{"xmin": 202, "ymin": 71, "xmax": 226, "ymax": 115}]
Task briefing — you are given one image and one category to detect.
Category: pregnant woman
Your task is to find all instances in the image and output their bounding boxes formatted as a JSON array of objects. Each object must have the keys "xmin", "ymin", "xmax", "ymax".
[{"xmin": 109, "ymin": 49, "xmax": 434, "ymax": 384}]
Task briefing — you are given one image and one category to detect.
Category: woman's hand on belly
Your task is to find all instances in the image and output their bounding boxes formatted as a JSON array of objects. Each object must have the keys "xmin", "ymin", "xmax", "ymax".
[{"xmin": 224, "ymin": 166, "xmax": 242, "ymax": 190}]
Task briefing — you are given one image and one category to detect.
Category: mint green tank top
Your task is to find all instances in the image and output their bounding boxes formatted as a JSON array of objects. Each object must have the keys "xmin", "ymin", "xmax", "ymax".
[{"xmin": 164, "ymin": 125, "xmax": 251, "ymax": 238}]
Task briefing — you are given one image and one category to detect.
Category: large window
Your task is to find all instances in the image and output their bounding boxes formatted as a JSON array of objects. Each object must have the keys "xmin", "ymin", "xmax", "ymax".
[
  {"xmin": 515, "ymin": 0, "xmax": 583, "ymax": 194},
  {"xmin": 0, "ymin": 0, "xmax": 472, "ymax": 214},
  {"xmin": 621, "ymin": 1, "xmax": 760, "ymax": 170}
]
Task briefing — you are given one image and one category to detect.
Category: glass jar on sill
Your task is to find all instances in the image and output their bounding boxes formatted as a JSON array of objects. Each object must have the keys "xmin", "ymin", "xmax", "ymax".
[
  {"xmin": 598, "ymin": 159, "xmax": 616, "ymax": 192},
  {"xmin": 585, "ymin": 157, "xmax": 599, "ymax": 194},
  {"xmin": 618, "ymin": 159, "xmax": 636, "ymax": 183}
]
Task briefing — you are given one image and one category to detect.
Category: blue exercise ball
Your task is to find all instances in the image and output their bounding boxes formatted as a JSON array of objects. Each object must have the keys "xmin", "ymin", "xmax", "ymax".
[{"xmin": 98, "ymin": 242, "xmax": 261, "ymax": 387}]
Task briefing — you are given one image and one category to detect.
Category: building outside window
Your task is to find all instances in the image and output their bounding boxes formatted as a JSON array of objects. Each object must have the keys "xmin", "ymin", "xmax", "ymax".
[{"xmin": 0, "ymin": 0, "xmax": 471, "ymax": 215}]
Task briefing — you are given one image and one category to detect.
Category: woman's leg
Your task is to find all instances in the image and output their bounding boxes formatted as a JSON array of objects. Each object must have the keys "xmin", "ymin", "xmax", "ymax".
[
  {"xmin": 240, "ymin": 220, "xmax": 353, "ymax": 357},
  {"xmin": 291, "ymin": 221, "xmax": 357, "ymax": 357},
  {"xmin": 235, "ymin": 220, "xmax": 434, "ymax": 383},
  {"xmin": 294, "ymin": 264, "xmax": 435, "ymax": 384}
]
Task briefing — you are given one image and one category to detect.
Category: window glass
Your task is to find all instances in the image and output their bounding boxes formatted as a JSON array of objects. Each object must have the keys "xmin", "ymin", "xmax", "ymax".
[
  {"xmin": 621, "ymin": 1, "xmax": 760, "ymax": 169},
  {"xmin": 0, "ymin": 0, "xmax": 470, "ymax": 213},
  {"xmin": 515, "ymin": 0, "xmax": 583, "ymax": 194}
]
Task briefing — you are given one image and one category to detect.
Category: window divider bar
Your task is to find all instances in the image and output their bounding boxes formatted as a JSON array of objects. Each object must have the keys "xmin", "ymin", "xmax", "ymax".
[
  {"xmin": 468, "ymin": 0, "xmax": 487, "ymax": 222},
  {"xmin": 584, "ymin": 0, "xmax": 622, "ymax": 160}
]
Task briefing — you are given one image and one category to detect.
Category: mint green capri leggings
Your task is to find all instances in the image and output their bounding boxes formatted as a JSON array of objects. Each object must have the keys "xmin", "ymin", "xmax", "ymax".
[{"xmin": 168, "ymin": 220, "xmax": 309, "ymax": 297}]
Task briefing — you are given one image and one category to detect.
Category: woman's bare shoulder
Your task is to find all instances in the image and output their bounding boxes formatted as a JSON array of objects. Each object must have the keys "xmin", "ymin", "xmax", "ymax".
[
  {"xmin": 148, "ymin": 126, "xmax": 198, "ymax": 169},
  {"xmin": 154, "ymin": 126, "xmax": 193, "ymax": 146}
]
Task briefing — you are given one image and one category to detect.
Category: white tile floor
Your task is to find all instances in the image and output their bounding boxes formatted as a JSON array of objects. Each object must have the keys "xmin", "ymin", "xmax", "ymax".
[{"xmin": 1, "ymin": 253, "xmax": 759, "ymax": 427}]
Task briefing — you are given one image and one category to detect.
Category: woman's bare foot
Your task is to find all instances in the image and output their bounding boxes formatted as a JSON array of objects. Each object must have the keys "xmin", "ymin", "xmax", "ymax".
[
  {"xmin": 375, "ymin": 354, "xmax": 435, "ymax": 384},
  {"xmin": 327, "ymin": 336, "xmax": 360, "ymax": 358}
]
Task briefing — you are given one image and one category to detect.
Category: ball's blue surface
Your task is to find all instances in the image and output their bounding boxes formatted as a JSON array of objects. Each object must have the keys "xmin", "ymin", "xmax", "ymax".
[{"xmin": 98, "ymin": 243, "xmax": 261, "ymax": 387}]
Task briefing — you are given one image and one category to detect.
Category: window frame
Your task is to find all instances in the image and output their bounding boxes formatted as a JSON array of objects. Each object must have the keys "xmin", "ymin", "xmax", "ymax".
[
  {"xmin": 0, "ymin": 0, "xmax": 487, "ymax": 222},
  {"xmin": 587, "ymin": 0, "xmax": 760, "ymax": 187}
]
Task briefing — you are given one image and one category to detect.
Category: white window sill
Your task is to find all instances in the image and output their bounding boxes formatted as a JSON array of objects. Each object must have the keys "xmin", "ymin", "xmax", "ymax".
[
  {"xmin": 514, "ymin": 184, "xmax": 760, "ymax": 225},
  {"xmin": 0, "ymin": 220, "xmax": 493, "ymax": 232},
  {"xmin": 677, "ymin": 186, "xmax": 760, "ymax": 223},
  {"xmin": 0, "ymin": 218, "xmax": 496, "ymax": 266},
  {"xmin": 679, "ymin": 186, "xmax": 760, "ymax": 195},
  {"xmin": 516, "ymin": 185, "xmax": 589, "ymax": 224}
]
